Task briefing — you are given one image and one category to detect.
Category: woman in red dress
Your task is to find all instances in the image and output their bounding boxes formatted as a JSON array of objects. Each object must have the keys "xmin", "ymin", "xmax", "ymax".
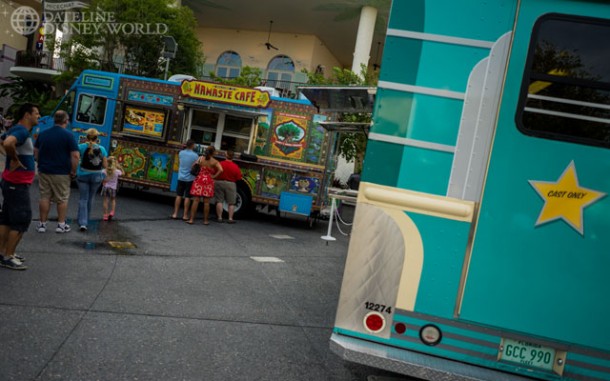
[{"xmin": 188, "ymin": 146, "xmax": 223, "ymax": 225}]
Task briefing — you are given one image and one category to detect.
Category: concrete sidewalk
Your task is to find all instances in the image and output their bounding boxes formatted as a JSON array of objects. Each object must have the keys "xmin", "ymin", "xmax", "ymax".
[{"xmin": 0, "ymin": 177, "xmax": 404, "ymax": 380}]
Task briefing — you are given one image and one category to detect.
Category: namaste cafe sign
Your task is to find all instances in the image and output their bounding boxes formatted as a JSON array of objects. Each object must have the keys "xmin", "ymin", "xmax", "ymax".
[{"xmin": 180, "ymin": 80, "xmax": 271, "ymax": 108}]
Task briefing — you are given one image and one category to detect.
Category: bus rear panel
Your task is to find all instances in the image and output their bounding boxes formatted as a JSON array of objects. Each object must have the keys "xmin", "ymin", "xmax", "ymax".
[{"xmin": 332, "ymin": 1, "xmax": 610, "ymax": 380}]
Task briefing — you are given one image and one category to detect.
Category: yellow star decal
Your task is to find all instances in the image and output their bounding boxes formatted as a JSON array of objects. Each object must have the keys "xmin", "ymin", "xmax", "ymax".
[{"xmin": 529, "ymin": 161, "xmax": 605, "ymax": 235}]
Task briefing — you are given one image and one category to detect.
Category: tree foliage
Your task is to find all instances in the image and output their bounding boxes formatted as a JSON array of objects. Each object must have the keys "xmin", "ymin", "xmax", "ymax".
[
  {"xmin": 209, "ymin": 66, "xmax": 263, "ymax": 88},
  {"xmin": 302, "ymin": 64, "xmax": 377, "ymax": 174},
  {"xmin": 0, "ymin": 77, "xmax": 58, "ymax": 116},
  {"xmin": 54, "ymin": 0, "xmax": 204, "ymax": 84}
]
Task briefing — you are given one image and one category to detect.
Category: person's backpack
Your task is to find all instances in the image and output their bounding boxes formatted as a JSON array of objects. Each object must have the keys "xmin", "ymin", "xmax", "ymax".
[{"xmin": 81, "ymin": 145, "xmax": 104, "ymax": 170}]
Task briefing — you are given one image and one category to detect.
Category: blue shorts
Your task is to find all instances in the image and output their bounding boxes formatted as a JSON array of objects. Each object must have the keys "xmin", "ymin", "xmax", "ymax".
[{"xmin": 0, "ymin": 181, "xmax": 32, "ymax": 233}]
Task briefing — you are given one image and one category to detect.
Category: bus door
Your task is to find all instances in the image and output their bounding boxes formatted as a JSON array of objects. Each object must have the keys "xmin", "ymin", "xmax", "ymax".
[{"xmin": 459, "ymin": 0, "xmax": 610, "ymax": 353}]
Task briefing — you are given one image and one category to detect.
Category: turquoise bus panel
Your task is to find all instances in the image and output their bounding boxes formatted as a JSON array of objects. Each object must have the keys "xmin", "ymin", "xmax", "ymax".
[
  {"xmin": 396, "ymin": 145, "xmax": 453, "ymax": 195},
  {"xmin": 361, "ymin": 140, "xmax": 403, "ymax": 187},
  {"xmin": 379, "ymin": 37, "xmax": 422, "ymax": 85},
  {"xmin": 387, "ymin": 0, "xmax": 424, "ymax": 31},
  {"xmin": 370, "ymin": 88, "xmax": 413, "ymax": 137},
  {"xmin": 418, "ymin": 0, "xmax": 516, "ymax": 41},
  {"xmin": 408, "ymin": 212, "xmax": 471, "ymax": 318},
  {"xmin": 372, "ymin": 91, "xmax": 462, "ymax": 146},
  {"xmin": 404, "ymin": 94, "xmax": 462, "ymax": 145},
  {"xmin": 382, "ymin": 36, "xmax": 489, "ymax": 93},
  {"xmin": 461, "ymin": 0, "xmax": 610, "ymax": 351},
  {"xmin": 388, "ymin": 0, "xmax": 515, "ymax": 42},
  {"xmin": 416, "ymin": 42, "xmax": 488, "ymax": 92}
]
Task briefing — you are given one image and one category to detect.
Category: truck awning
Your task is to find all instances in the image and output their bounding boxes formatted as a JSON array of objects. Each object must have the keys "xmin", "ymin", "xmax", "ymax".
[{"xmin": 298, "ymin": 86, "xmax": 376, "ymax": 113}]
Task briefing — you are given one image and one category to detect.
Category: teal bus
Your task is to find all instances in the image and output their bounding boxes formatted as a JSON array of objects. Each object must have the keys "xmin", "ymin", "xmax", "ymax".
[{"xmin": 331, "ymin": 0, "xmax": 610, "ymax": 380}]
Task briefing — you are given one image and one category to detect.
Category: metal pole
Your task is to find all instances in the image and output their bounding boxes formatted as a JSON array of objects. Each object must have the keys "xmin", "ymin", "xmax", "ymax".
[
  {"xmin": 321, "ymin": 197, "xmax": 337, "ymax": 244},
  {"xmin": 164, "ymin": 58, "xmax": 170, "ymax": 80}
]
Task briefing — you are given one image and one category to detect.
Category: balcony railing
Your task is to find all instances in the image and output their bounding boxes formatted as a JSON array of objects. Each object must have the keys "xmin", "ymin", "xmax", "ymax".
[{"xmin": 15, "ymin": 50, "xmax": 66, "ymax": 71}]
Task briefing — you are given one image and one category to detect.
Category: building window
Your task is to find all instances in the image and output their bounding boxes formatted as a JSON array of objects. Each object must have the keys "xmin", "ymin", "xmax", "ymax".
[
  {"xmin": 517, "ymin": 14, "xmax": 610, "ymax": 148},
  {"xmin": 266, "ymin": 55, "xmax": 295, "ymax": 90},
  {"xmin": 215, "ymin": 51, "xmax": 242, "ymax": 79}
]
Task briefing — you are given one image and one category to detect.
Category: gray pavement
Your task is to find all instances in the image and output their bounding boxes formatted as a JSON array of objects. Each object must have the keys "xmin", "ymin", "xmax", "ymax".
[{"xmin": 0, "ymin": 177, "xmax": 409, "ymax": 381}]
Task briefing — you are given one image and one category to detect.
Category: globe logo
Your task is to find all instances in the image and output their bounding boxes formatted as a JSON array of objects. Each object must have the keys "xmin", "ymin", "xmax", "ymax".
[{"xmin": 11, "ymin": 6, "xmax": 40, "ymax": 36}]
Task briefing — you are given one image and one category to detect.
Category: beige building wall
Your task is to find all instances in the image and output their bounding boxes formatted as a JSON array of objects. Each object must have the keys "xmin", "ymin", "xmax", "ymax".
[
  {"xmin": 196, "ymin": 27, "xmax": 341, "ymax": 78},
  {"xmin": 0, "ymin": 1, "xmax": 29, "ymax": 51}
]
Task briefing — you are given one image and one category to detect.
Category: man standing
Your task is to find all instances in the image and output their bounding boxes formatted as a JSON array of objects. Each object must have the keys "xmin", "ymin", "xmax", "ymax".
[
  {"xmin": 0, "ymin": 103, "xmax": 40, "ymax": 270},
  {"xmin": 34, "ymin": 110, "xmax": 79, "ymax": 233},
  {"xmin": 171, "ymin": 139, "xmax": 199, "ymax": 221},
  {"xmin": 214, "ymin": 150, "xmax": 242, "ymax": 224}
]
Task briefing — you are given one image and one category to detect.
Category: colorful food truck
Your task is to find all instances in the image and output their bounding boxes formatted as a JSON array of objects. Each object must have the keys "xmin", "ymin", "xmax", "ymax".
[
  {"xmin": 330, "ymin": 0, "xmax": 610, "ymax": 380},
  {"xmin": 34, "ymin": 70, "xmax": 333, "ymax": 218}
]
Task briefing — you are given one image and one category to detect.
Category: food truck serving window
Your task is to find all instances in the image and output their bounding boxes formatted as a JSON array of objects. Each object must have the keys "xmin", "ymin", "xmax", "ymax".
[
  {"xmin": 122, "ymin": 105, "xmax": 167, "ymax": 139},
  {"xmin": 76, "ymin": 94, "xmax": 107, "ymax": 125},
  {"xmin": 517, "ymin": 14, "xmax": 610, "ymax": 148}
]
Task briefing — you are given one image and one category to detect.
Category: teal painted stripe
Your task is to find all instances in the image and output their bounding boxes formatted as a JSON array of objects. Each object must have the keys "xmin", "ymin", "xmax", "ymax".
[
  {"xmin": 392, "ymin": 314, "xmax": 500, "ymax": 345},
  {"xmin": 569, "ymin": 352, "xmax": 610, "ymax": 371}
]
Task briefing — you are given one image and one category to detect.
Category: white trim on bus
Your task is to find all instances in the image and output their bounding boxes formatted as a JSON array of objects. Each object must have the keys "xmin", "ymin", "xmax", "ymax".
[
  {"xmin": 368, "ymin": 132, "xmax": 456, "ymax": 153},
  {"xmin": 524, "ymin": 107, "xmax": 610, "ymax": 124},
  {"xmin": 387, "ymin": 29, "xmax": 495, "ymax": 49},
  {"xmin": 527, "ymin": 94, "xmax": 610, "ymax": 110},
  {"xmin": 378, "ymin": 81, "xmax": 465, "ymax": 100}
]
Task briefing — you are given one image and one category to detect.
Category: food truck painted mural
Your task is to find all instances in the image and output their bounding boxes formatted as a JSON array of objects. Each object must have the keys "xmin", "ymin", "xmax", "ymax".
[{"xmin": 33, "ymin": 70, "xmax": 330, "ymax": 217}]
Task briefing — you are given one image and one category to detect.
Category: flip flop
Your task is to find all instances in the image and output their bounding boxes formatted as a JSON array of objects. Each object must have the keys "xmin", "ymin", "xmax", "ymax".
[
  {"xmin": 227, "ymin": 220, "xmax": 236, "ymax": 224},
  {"xmin": 214, "ymin": 219, "xmax": 223, "ymax": 223},
  {"xmin": 186, "ymin": 220, "xmax": 194, "ymax": 225},
  {"xmin": 170, "ymin": 216, "xmax": 179, "ymax": 220},
  {"xmin": 182, "ymin": 218, "xmax": 189, "ymax": 221},
  {"xmin": 203, "ymin": 221, "xmax": 210, "ymax": 225}
]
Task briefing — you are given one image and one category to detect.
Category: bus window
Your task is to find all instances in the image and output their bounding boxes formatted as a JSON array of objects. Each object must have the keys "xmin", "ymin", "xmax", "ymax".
[
  {"xmin": 76, "ymin": 94, "xmax": 107, "ymax": 125},
  {"xmin": 518, "ymin": 14, "xmax": 610, "ymax": 148}
]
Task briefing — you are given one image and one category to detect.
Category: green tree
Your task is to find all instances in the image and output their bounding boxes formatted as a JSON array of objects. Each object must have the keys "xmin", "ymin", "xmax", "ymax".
[
  {"xmin": 302, "ymin": 64, "xmax": 377, "ymax": 174},
  {"xmin": 0, "ymin": 77, "xmax": 58, "ymax": 116},
  {"xmin": 55, "ymin": 0, "xmax": 204, "ymax": 83},
  {"xmin": 209, "ymin": 66, "xmax": 263, "ymax": 88}
]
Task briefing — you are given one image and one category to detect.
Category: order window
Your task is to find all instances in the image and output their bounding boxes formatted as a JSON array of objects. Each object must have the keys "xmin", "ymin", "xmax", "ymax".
[{"xmin": 517, "ymin": 14, "xmax": 610, "ymax": 148}]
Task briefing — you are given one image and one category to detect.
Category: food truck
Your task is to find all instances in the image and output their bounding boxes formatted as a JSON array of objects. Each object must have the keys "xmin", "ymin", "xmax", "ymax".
[
  {"xmin": 34, "ymin": 70, "xmax": 333, "ymax": 218},
  {"xmin": 329, "ymin": 0, "xmax": 610, "ymax": 380}
]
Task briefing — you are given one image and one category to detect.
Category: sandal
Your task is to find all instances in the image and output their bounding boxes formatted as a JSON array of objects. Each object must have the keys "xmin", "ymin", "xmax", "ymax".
[
  {"xmin": 227, "ymin": 220, "xmax": 236, "ymax": 224},
  {"xmin": 186, "ymin": 220, "xmax": 194, "ymax": 225},
  {"xmin": 203, "ymin": 221, "xmax": 210, "ymax": 225}
]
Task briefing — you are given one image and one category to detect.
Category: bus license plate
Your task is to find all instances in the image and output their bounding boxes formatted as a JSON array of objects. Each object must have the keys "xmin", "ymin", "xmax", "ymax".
[{"xmin": 500, "ymin": 338, "xmax": 556, "ymax": 371}]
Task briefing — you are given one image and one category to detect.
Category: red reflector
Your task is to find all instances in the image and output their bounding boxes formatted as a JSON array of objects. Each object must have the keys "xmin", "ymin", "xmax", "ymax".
[
  {"xmin": 364, "ymin": 312, "xmax": 385, "ymax": 332},
  {"xmin": 395, "ymin": 323, "xmax": 406, "ymax": 335}
]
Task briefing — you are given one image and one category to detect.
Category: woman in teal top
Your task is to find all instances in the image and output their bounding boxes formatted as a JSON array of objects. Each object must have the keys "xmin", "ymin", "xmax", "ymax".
[{"xmin": 76, "ymin": 128, "xmax": 108, "ymax": 231}]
